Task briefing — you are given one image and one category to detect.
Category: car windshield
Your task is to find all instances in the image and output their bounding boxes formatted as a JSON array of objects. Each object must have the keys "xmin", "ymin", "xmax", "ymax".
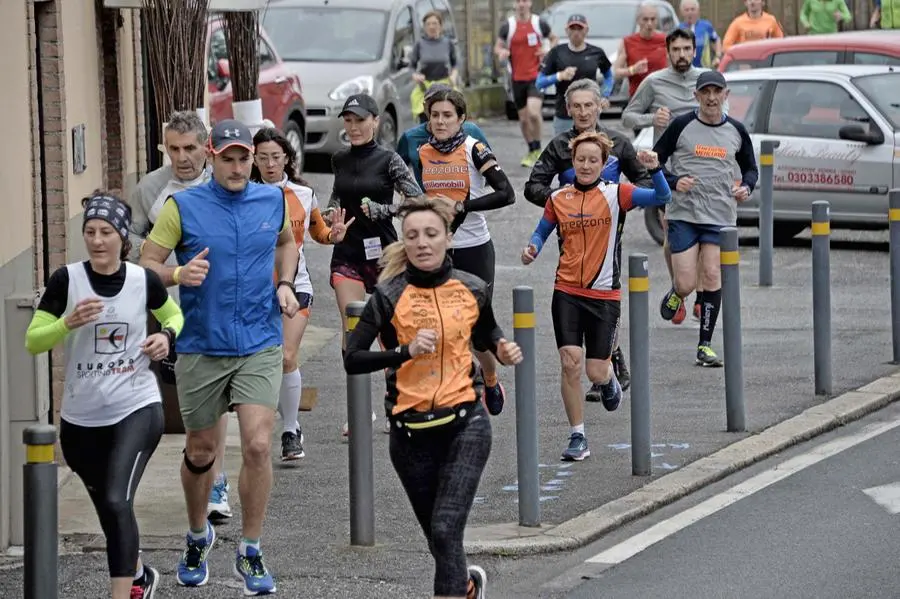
[
  {"xmin": 543, "ymin": 3, "xmax": 641, "ymax": 37},
  {"xmin": 853, "ymin": 72, "xmax": 900, "ymax": 129},
  {"xmin": 262, "ymin": 7, "xmax": 388, "ymax": 62}
]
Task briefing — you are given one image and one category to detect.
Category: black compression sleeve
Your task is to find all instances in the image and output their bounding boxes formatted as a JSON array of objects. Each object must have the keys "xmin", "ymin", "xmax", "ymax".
[{"xmin": 145, "ymin": 268, "xmax": 169, "ymax": 311}]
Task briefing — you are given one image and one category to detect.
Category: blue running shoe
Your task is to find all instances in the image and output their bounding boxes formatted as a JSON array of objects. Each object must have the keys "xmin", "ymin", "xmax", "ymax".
[
  {"xmin": 561, "ymin": 433, "xmax": 590, "ymax": 461},
  {"xmin": 234, "ymin": 546, "xmax": 276, "ymax": 596},
  {"xmin": 208, "ymin": 476, "xmax": 232, "ymax": 520},
  {"xmin": 176, "ymin": 524, "xmax": 215, "ymax": 587},
  {"xmin": 600, "ymin": 376, "xmax": 622, "ymax": 412},
  {"xmin": 483, "ymin": 382, "xmax": 506, "ymax": 416}
]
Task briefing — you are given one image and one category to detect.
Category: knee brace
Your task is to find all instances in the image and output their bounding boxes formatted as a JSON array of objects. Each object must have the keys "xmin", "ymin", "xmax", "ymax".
[{"xmin": 182, "ymin": 449, "xmax": 215, "ymax": 474}]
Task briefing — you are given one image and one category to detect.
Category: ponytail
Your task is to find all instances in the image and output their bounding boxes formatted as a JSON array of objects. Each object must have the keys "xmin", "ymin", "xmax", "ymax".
[{"xmin": 378, "ymin": 241, "xmax": 409, "ymax": 282}]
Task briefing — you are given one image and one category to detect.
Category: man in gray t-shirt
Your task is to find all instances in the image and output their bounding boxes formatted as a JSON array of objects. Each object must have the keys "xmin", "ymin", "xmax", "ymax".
[{"xmin": 653, "ymin": 70, "xmax": 758, "ymax": 367}]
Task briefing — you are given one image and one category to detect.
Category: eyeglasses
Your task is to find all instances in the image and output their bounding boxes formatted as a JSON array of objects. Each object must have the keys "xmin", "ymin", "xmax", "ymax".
[{"xmin": 256, "ymin": 154, "xmax": 285, "ymax": 165}]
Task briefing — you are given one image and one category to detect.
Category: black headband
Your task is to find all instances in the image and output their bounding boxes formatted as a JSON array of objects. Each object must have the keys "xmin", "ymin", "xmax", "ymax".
[{"xmin": 83, "ymin": 195, "xmax": 131, "ymax": 241}]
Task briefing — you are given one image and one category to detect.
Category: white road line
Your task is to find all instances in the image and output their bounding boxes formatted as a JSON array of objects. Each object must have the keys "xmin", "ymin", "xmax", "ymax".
[{"xmin": 586, "ymin": 416, "xmax": 900, "ymax": 566}]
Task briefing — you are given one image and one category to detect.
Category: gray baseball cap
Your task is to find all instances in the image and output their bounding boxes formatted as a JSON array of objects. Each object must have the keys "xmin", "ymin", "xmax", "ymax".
[{"xmin": 208, "ymin": 119, "xmax": 253, "ymax": 154}]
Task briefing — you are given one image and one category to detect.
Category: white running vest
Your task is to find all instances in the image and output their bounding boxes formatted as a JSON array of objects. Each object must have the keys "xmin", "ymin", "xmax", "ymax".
[{"xmin": 61, "ymin": 262, "xmax": 161, "ymax": 427}]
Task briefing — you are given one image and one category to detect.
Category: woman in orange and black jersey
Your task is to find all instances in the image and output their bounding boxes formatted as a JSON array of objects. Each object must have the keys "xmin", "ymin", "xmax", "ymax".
[
  {"xmin": 521, "ymin": 131, "xmax": 671, "ymax": 463},
  {"xmin": 343, "ymin": 198, "xmax": 523, "ymax": 599}
]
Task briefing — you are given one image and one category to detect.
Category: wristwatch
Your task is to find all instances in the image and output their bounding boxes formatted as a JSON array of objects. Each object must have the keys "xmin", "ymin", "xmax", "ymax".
[{"xmin": 162, "ymin": 327, "xmax": 176, "ymax": 347}]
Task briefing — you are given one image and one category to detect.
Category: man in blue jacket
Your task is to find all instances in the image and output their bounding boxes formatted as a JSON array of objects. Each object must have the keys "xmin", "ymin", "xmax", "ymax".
[{"xmin": 140, "ymin": 119, "xmax": 300, "ymax": 595}]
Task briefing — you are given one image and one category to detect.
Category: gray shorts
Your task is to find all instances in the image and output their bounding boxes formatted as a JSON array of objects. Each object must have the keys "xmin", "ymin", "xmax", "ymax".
[{"xmin": 175, "ymin": 345, "xmax": 282, "ymax": 431}]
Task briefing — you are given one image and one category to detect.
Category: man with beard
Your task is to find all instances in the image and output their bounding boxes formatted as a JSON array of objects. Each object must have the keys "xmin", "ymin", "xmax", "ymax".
[
  {"xmin": 525, "ymin": 78, "xmax": 652, "ymax": 392},
  {"xmin": 623, "ymin": 28, "xmax": 714, "ymax": 324}
]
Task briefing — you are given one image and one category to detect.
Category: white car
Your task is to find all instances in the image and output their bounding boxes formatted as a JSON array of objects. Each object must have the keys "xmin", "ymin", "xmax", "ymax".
[{"xmin": 633, "ymin": 64, "xmax": 900, "ymax": 245}]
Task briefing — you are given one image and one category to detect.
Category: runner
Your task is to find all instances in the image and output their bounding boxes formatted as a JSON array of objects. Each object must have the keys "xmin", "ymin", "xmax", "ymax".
[
  {"xmin": 398, "ymin": 83, "xmax": 489, "ymax": 189},
  {"xmin": 127, "ymin": 111, "xmax": 234, "ymax": 524},
  {"xmin": 524, "ymin": 79, "xmax": 649, "ymax": 390},
  {"xmin": 521, "ymin": 132, "xmax": 671, "ymax": 461},
  {"xmin": 494, "ymin": 0, "xmax": 556, "ymax": 167},
  {"xmin": 678, "ymin": 0, "xmax": 722, "ymax": 67},
  {"xmin": 722, "ymin": 0, "xmax": 784, "ymax": 51},
  {"xmin": 410, "ymin": 11, "xmax": 459, "ymax": 123},
  {"xmin": 323, "ymin": 93, "xmax": 423, "ymax": 436},
  {"xmin": 622, "ymin": 28, "xmax": 712, "ymax": 324},
  {"xmin": 611, "ymin": 3, "xmax": 667, "ymax": 105},
  {"xmin": 344, "ymin": 197, "xmax": 523, "ymax": 599},
  {"xmin": 418, "ymin": 88, "xmax": 516, "ymax": 415},
  {"xmin": 653, "ymin": 71, "xmax": 759, "ymax": 367},
  {"xmin": 26, "ymin": 192, "xmax": 184, "ymax": 599},
  {"xmin": 251, "ymin": 127, "xmax": 354, "ymax": 460},
  {"xmin": 140, "ymin": 119, "xmax": 300, "ymax": 595},
  {"xmin": 536, "ymin": 13, "xmax": 613, "ymax": 136},
  {"xmin": 800, "ymin": 0, "xmax": 851, "ymax": 34}
]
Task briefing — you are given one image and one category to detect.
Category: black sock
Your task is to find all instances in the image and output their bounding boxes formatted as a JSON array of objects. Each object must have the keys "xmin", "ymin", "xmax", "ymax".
[
  {"xmin": 699, "ymin": 288, "xmax": 721, "ymax": 346},
  {"xmin": 528, "ymin": 140, "xmax": 541, "ymax": 152},
  {"xmin": 694, "ymin": 292, "xmax": 703, "ymax": 307}
]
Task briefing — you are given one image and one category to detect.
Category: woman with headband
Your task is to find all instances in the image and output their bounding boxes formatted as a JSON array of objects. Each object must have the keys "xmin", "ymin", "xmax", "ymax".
[{"xmin": 25, "ymin": 191, "xmax": 184, "ymax": 599}]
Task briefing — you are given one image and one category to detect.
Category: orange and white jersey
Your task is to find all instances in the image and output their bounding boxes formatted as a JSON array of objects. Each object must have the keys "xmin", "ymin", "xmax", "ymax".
[
  {"xmin": 276, "ymin": 176, "xmax": 331, "ymax": 295},
  {"xmin": 419, "ymin": 136, "xmax": 494, "ymax": 249}
]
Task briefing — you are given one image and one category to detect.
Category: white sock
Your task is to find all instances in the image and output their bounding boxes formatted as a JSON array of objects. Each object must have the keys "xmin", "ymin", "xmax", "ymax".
[
  {"xmin": 278, "ymin": 369, "xmax": 302, "ymax": 434},
  {"xmin": 133, "ymin": 564, "xmax": 144, "ymax": 582},
  {"xmin": 571, "ymin": 423, "xmax": 585, "ymax": 436},
  {"xmin": 239, "ymin": 538, "xmax": 260, "ymax": 556},
  {"xmin": 188, "ymin": 523, "xmax": 208, "ymax": 541}
]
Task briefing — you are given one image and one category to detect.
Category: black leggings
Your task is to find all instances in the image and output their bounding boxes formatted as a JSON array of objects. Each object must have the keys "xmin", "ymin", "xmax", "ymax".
[
  {"xmin": 389, "ymin": 405, "xmax": 492, "ymax": 596},
  {"xmin": 449, "ymin": 240, "xmax": 496, "ymax": 352},
  {"xmin": 60, "ymin": 403, "xmax": 164, "ymax": 578}
]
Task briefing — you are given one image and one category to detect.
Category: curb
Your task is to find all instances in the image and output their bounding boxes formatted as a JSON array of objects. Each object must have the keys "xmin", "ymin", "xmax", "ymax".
[{"xmin": 463, "ymin": 370, "xmax": 900, "ymax": 556}]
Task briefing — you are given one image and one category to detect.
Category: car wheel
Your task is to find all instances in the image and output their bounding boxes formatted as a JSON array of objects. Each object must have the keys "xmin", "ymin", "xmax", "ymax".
[
  {"xmin": 644, "ymin": 206, "xmax": 665, "ymax": 246},
  {"xmin": 283, "ymin": 119, "xmax": 305, "ymax": 172},
  {"xmin": 773, "ymin": 223, "xmax": 806, "ymax": 246},
  {"xmin": 378, "ymin": 111, "xmax": 398, "ymax": 149},
  {"xmin": 505, "ymin": 101, "xmax": 519, "ymax": 121}
]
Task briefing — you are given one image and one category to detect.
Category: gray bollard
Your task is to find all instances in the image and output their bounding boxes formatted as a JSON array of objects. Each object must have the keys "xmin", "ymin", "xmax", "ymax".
[
  {"xmin": 812, "ymin": 202, "xmax": 832, "ymax": 395},
  {"xmin": 628, "ymin": 254, "xmax": 651, "ymax": 476},
  {"xmin": 513, "ymin": 286, "xmax": 540, "ymax": 527},
  {"xmin": 23, "ymin": 424, "xmax": 58, "ymax": 599},
  {"xmin": 890, "ymin": 190, "xmax": 900, "ymax": 364},
  {"xmin": 345, "ymin": 301, "xmax": 375, "ymax": 546},
  {"xmin": 758, "ymin": 140, "xmax": 780, "ymax": 287},
  {"xmin": 720, "ymin": 228, "xmax": 746, "ymax": 432}
]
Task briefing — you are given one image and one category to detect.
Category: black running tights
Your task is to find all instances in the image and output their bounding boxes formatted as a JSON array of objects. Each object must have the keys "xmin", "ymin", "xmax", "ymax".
[
  {"xmin": 389, "ymin": 407, "xmax": 492, "ymax": 597},
  {"xmin": 60, "ymin": 403, "xmax": 164, "ymax": 578}
]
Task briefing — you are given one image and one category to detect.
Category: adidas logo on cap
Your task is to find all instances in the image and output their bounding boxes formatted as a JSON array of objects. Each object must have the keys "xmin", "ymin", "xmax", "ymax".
[{"xmin": 348, "ymin": 98, "xmax": 360, "ymax": 106}]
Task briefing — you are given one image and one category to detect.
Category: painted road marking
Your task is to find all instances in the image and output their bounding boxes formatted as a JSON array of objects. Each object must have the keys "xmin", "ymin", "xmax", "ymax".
[
  {"xmin": 586, "ymin": 416, "xmax": 900, "ymax": 566},
  {"xmin": 862, "ymin": 482, "xmax": 900, "ymax": 514}
]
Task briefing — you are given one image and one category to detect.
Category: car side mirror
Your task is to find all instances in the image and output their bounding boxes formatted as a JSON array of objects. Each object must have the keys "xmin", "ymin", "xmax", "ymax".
[
  {"xmin": 397, "ymin": 44, "xmax": 412, "ymax": 70},
  {"xmin": 839, "ymin": 124, "xmax": 884, "ymax": 145}
]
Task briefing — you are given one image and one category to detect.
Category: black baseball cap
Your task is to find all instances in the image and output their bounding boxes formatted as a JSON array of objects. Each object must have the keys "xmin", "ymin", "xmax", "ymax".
[
  {"xmin": 340, "ymin": 94, "xmax": 379, "ymax": 118},
  {"xmin": 567, "ymin": 14, "xmax": 588, "ymax": 27},
  {"xmin": 696, "ymin": 70, "xmax": 727, "ymax": 91},
  {"xmin": 208, "ymin": 119, "xmax": 253, "ymax": 154}
]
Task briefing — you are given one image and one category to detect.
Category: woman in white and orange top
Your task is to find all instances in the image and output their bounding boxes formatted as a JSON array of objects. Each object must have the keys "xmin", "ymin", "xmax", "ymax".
[{"xmin": 252, "ymin": 127, "xmax": 353, "ymax": 461}]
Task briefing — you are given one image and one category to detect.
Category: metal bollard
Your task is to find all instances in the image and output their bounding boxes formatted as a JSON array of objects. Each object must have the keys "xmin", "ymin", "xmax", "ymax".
[
  {"xmin": 890, "ymin": 190, "xmax": 900, "ymax": 364},
  {"xmin": 758, "ymin": 140, "xmax": 780, "ymax": 287},
  {"xmin": 812, "ymin": 201, "xmax": 832, "ymax": 395},
  {"xmin": 513, "ymin": 286, "xmax": 540, "ymax": 526},
  {"xmin": 345, "ymin": 301, "xmax": 375, "ymax": 546},
  {"xmin": 628, "ymin": 254, "xmax": 651, "ymax": 476},
  {"xmin": 720, "ymin": 228, "xmax": 746, "ymax": 432},
  {"xmin": 23, "ymin": 424, "xmax": 58, "ymax": 599}
]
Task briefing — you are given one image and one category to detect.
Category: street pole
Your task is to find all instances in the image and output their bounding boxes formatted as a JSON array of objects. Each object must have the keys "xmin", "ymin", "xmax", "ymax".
[
  {"xmin": 628, "ymin": 254, "xmax": 651, "ymax": 476},
  {"xmin": 513, "ymin": 286, "xmax": 540, "ymax": 526},
  {"xmin": 345, "ymin": 301, "xmax": 375, "ymax": 546}
]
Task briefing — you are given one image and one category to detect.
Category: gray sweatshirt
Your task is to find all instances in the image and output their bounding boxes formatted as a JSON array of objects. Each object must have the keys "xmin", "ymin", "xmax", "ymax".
[
  {"xmin": 653, "ymin": 111, "xmax": 758, "ymax": 226},
  {"xmin": 410, "ymin": 35, "xmax": 457, "ymax": 81},
  {"xmin": 127, "ymin": 165, "xmax": 173, "ymax": 262},
  {"xmin": 622, "ymin": 66, "xmax": 713, "ymax": 143}
]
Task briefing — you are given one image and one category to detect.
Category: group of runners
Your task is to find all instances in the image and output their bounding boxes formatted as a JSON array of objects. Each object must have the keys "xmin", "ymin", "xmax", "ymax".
[{"xmin": 27, "ymin": 1, "xmax": 768, "ymax": 597}]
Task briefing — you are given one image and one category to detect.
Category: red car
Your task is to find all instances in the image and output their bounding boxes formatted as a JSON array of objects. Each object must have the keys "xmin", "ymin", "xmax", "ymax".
[
  {"xmin": 719, "ymin": 30, "xmax": 900, "ymax": 73},
  {"xmin": 206, "ymin": 16, "xmax": 307, "ymax": 164}
]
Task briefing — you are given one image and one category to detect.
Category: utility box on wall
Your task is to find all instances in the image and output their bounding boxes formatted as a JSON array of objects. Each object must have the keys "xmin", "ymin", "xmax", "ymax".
[{"xmin": 0, "ymin": 295, "xmax": 51, "ymax": 549}]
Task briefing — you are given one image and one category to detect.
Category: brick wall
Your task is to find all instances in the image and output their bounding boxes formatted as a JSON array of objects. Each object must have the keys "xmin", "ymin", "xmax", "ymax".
[
  {"xmin": 27, "ymin": 2, "xmax": 43, "ymax": 291},
  {"xmin": 133, "ymin": 11, "xmax": 147, "ymax": 179},
  {"xmin": 97, "ymin": 5, "xmax": 125, "ymax": 195}
]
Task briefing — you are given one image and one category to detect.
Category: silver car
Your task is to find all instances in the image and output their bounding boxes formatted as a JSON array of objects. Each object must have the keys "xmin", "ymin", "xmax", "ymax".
[
  {"xmin": 262, "ymin": 0, "xmax": 457, "ymax": 157},
  {"xmin": 633, "ymin": 65, "xmax": 900, "ymax": 245}
]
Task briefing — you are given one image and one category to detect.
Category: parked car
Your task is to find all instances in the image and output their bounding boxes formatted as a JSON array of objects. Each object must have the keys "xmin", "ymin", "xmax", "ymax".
[
  {"xmin": 633, "ymin": 65, "xmax": 900, "ymax": 245},
  {"xmin": 261, "ymin": 0, "xmax": 458, "ymax": 158},
  {"xmin": 501, "ymin": 0, "xmax": 677, "ymax": 120},
  {"xmin": 206, "ymin": 15, "xmax": 307, "ymax": 164},
  {"xmin": 719, "ymin": 29, "xmax": 900, "ymax": 73}
]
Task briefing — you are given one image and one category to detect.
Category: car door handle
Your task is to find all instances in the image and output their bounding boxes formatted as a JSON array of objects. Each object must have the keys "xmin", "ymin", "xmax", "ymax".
[{"xmin": 274, "ymin": 75, "xmax": 287, "ymax": 84}]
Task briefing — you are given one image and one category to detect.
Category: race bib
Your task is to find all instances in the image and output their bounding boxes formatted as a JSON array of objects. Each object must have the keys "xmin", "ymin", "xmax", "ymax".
[
  {"xmin": 363, "ymin": 237, "xmax": 383, "ymax": 261},
  {"xmin": 527, "ymin": 32, "xmax": 538, "ymax": 47}
]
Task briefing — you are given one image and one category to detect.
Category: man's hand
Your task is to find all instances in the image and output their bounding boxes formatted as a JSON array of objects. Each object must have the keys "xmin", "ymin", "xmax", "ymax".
[
  {"xmin": 496, "ymin": 48, "xmax": 510, "ymax": 62},
  {"xmin": 652, "ymin": 106, "xmax": 671, "ymax": 129},
  {"xmin": 675, "ymin": 176, "xmax": 696, "ymax": 193},
  {"xmin": 179, "ymin": 247, "xmax": 210, "ymax": 287},
  {"xmin": 732, "ymin": 185, "xmax": 750, "ymax": 203},
  {"xmin": 497, "ymin": 338, "xmax": 524, "ymax": 365},
  {"xmin": 64, "ymin": 298, "xmax": 104, "ymax": 330},
  {"xmin": 141, "ymin": 333, "xmax": 170, "ymax": 361},
  {"xmin": 558, "ymin": 66, "xmax": 577, "ymax": 82},
  {"xmin": 278, "ymin": 285, "xmax": 300, "ymax": 318},
  {"xmin": 631, "ymin": 58, "xmax": 649, "ymax": 75},
  {"xmin": 328, "ymin": 208, "xmax": 356, "ymax": 243}
]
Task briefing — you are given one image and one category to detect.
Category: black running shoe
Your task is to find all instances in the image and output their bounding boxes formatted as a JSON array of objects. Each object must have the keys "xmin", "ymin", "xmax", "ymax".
[{"xmin": 611, "ymin": 347, "xmax": 630, "ymax": 391}]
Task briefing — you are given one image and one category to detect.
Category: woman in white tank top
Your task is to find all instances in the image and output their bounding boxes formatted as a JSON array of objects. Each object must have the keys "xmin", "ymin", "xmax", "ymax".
[{"xmin": 25, "ymin": 191, "xmax": 184, "ymax": 599}]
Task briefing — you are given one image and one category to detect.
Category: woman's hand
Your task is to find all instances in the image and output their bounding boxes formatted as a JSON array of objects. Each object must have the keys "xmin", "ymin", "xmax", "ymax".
[
  {"xmin": 329, "ymin": 208, "xmax": 356, "ymax": 243},
  {"xmin": 497, "ymin": 338, "xmax": 523, "ymax": 366},
  {"xmin": 408, "ymin": 329, "xmax": 438, "ymax": 357},
  {"xmin": 64, "ymin": 298, "xmax": 104, "ymax": 330},
  {"xmin": 636, "ymin": 149, "xmax": 659, "ymax": 170},
  {"xmin": 521, "ymin": 244, "xmax": 538, "ymax": 265},
  {"xmin": 413, "ymin": 73, "xmax": 426, "ymax": 84},
  {"xmin": 141, "ymin": 332, "xmax": 170, "ymax": 362}
]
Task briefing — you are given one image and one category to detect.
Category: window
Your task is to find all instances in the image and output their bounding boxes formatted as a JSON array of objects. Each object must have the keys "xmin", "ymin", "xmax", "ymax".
[
  {"xmin": 771, "ymin": 51, "xmax": 840, "ymax": 67},
  {"xmin": 393, "ymin": 6, "xmax": 415, "ymax": 70},
  {"xmin": 262, "ymin": 7, "xmax": 388, "ymax": 62},
  {"xmin": 429, "ymin": 0, "xmax": 456, "ymax": 39},
  {"xmin": 766, "ymin": 81, "xmax": 868, "ymax": 139},
  {"xmin": 852, "ymin": 52, "xmax": 900, "ymax": 66},
  {"xmin": 724, "ymin": 80, "xmax": 765, "ymax": 132},
  {"xmin": 854, "ymin": 72, "xmax": 900, "ymax": 129},
  {"xmin": 723, "ymin": 59, "xmax": 769, "ymax": 72},
  {"xmin": 258, "ymin": 38, "xmax": 276, "ymax": 70}
]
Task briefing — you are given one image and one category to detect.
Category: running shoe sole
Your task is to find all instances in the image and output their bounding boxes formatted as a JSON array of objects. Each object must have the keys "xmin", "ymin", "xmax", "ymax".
[
  {"xmin": 232, "ymin": 562, "xmax": 277, "ymax": 596},
  {"xmin": 141, "ymin": 566, "xmax": 160, "ymax": 598},
  {"xmin": 561, "ymin": 450, "xmax": 591, "ymax": 462},
  {"xmin": 468, "ymin": 565, "xmax": 487, "ymax": 599}
]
